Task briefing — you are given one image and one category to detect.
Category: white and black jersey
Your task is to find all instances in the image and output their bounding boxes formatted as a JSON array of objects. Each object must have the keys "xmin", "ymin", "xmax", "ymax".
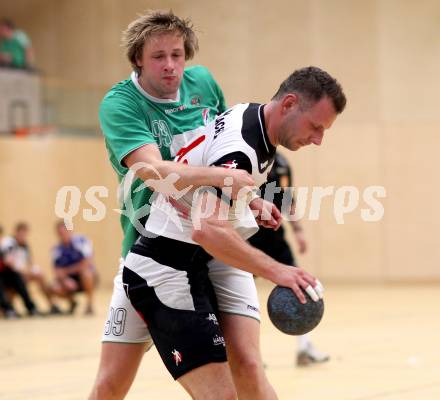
[
  {"xmin": 145, "ymin": 103, "xmax": 276, "ymax": 243},
  {"xmin": 1, "ymin": 237, "xmax": 35, "ymax": 271},
  {"xmin": 122, "ymin": 103, "xmax": 275, "ymax": 379}
]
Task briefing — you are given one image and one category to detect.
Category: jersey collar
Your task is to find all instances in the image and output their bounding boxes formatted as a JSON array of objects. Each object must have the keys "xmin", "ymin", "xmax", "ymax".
[
  {"xmin": 131, "ymin": 72, "xmax": 181, "ymax": 103},
  {"xmin": 258, "ymin": 104, "xmax": 276, "ymax": 156}
]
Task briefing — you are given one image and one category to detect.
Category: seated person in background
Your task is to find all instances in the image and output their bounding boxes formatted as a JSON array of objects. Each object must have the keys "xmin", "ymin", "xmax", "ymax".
[
  {"xmin": 0, "ymin": 276, "xmax": 19, "ymax": 318},
  {"xmin": 51, "ymin": 221, "xmax": 96, "ymax": 315},
  {"xmin": 12, "ymin": 222, "xmax": 62, "ymax": 315},
  {"xmin": 0, "ymin": 225, "xmax": 39, "ymax": 316},
  {"xmin": 0, "ymin": 18, "xmax": 34, "ymax": 69},
  {"xmin": 0, "ymin": 232, "xmax": 19, "ymax": 319}
]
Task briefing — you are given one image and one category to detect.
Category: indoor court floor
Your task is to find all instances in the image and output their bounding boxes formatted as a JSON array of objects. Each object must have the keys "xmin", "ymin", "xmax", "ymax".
[{"xmin": 1, "ymin": 280, "xmax": 439, "ymax": 399}]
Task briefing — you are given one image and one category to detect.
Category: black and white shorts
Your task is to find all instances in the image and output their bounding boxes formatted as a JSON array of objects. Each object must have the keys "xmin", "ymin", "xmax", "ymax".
[
  {"xmin": 102, "ymin": 253, "xmax": 259, "ymax": 347},
  {"xmin": 121, "ymin": 235, "xmax": 228, "ymax": 379}
]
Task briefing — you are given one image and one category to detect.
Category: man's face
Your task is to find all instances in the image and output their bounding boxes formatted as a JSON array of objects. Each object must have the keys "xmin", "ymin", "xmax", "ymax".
[
  {"xmin": 0, "ymin": 25, "xmax": 13, "ymax": 39},
  {"xmin": 56, "ymin": 225, "xmax": 71, "ymax": 244},
  {"xmin": 279, "ymin": 95, "xmax": 338, "ymax": 151},
  {"xmin": 136, "ymin": 32, "xmax": 186, "ymax": 99},
  {"xmin": 15, "ymin": 228, "xmax": 28, "ymax": 244}
]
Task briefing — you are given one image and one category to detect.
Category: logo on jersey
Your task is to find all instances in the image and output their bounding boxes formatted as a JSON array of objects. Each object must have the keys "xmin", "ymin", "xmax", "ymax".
[
  {"xmin": 213, "ymin": 108, "xmax": 233, "ymax": 139},
  {"xmin": 202, "ymin": 108, "xmax": 210, "ymax": 126},
  {"xmin": 258, "ymin": 158, "xmax": 273, "ymax": 174},
  {"xmin": 206, "ymin": 313, "xmax": 219, "ymax": 325},
  {"xmin": 164, "ymin": 105, "xmax": 186, "ymax": 114},
  {"xmin": 191, "ymin": 95, "xmax": 201, "ymax": 106},
  {"xmin": 175, "ymin": 135, "xmax": 206, "ymax": 163},
  {"xmin": 221, "ymin": 160, "xmax": 238, "ymax": 169},
  {"xmin": 260, "ymin": 160, "xmax": 269, "ymax": 170},
  {"xmin": 247, "ymin": 304, "xmax": 260, "ymax": 313},
  {"xmin": 172, "ymin": 349, "xmax": 182, "ymax": 366},
  {"xmin": 213, "ymin": 335, "xmax": 225, "ymax": 346}
]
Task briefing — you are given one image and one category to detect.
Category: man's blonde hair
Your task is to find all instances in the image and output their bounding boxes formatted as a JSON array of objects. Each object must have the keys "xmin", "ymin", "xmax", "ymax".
[{"xmin": 122, "ymin": 10, "xmax": 199, "ymax": 76}]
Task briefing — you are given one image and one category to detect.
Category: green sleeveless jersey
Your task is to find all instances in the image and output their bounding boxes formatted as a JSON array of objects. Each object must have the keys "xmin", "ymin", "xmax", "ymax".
[{"xmin": 99, "ymin": 65, "xmax": 227, "ymax": 257}]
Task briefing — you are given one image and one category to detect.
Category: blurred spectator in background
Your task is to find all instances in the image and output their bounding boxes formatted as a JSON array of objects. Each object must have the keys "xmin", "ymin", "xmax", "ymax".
[
  {"xmin": 0, "ymin": 18, "xmax": 34, "ymax": 69},
  {"xmin": 51, "ymin": 221, "xmax": 96, "ymax": 315},
  {"xmin": 0, "ymin": 277, "xmax": 18, "ymax": 318},
  {"xmin": 0, "ymin": 225, "xmax": 40, "ymax": 316},
  {"xmin": 0, "ymin": 226, "xmax": 20, "ymax": 318},
  {"xmin": 248, "ymin": 152, "xmax": 330, "ymax": 366},
  {"xmin": 12, "ymin": 222, "xmax": 62, "ymax": 314}
]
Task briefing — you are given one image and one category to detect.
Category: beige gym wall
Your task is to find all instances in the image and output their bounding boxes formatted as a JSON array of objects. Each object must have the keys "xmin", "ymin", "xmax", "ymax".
[{"xmin": 0, "ymin": 0, "xmax": 438, "ymax": 285}]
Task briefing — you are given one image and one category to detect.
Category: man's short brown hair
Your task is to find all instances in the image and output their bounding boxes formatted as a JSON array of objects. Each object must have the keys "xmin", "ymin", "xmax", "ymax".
[
  {"xmin": 273, "ymin": 66, "xmax": 346, "ymax": 114},
  {"xmin": 15, "ymin": 222, "xmax": 29, "ymax": 233}
]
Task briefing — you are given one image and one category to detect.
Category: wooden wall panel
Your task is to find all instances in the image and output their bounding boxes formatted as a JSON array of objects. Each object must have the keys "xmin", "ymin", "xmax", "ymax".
[{"xmin": 0, "ymin": 0, "xmax": 439, "ymax": 282}]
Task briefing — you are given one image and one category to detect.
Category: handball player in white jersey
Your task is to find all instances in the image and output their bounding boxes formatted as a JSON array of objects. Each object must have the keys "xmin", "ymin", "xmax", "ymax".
[{"xmin": 122, "ymin": 67, "xmax": 346, "ymax": 396}]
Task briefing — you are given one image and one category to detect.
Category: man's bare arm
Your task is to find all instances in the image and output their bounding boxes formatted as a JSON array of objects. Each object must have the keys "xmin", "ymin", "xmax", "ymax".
[
  {"xmin": 124, "ymin": 144, "xmax": 254, "ymax": 199},
  {"xmin": 191, "ymin": 192, "xmax": 319, "ymax": 303}
]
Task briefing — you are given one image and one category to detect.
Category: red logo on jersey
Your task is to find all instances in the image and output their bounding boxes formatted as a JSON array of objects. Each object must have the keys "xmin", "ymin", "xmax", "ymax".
[
  {"xmin": 221, "ymin": 160, "xmax": 238, "ymax": 169},
  {"xmin": 175, "ymin": 135, "xmax": 206, "ymax": 162},
  {"xmin": 191, "ymin": 95, "xmax": 201, "ymax": 105},
  {"xmin": 172, "ymin": 349, "xmax": 182, "ymax": 366}
]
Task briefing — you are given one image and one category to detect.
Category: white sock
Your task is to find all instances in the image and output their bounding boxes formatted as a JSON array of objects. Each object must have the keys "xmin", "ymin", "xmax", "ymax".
[{"xmin": 297, "ymin": 334, "xmax": 311, "ymax": 352}]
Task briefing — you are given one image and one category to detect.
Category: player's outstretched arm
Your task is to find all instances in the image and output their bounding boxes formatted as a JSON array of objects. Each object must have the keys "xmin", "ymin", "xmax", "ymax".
[
  {"xmin": 124, "ymin": 144, "xmax": 254, "ymax": 200},
  {"xmin": 191, "ymin": 191, "xmax": 320, "ymax": 304}
]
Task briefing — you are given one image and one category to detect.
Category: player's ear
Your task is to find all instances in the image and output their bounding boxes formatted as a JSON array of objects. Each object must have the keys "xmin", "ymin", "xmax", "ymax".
[
  {"xmin": 136, "ymin": 54, "xmax": 143, "ymax": 68},
  {"xmin": 135, "ymin": 44, "xmax": 145, "ymax": 69},
  {"xmin": 280, "ymin": 94, "xmax": 299, "ymax": 114}
]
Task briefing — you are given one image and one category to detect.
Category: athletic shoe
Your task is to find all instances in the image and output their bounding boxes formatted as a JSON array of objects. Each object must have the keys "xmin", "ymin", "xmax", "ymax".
[
  {"xmin": 28, "ymin": 308, "xmax": 44, "ymax": 317},
  {"xmin": 5, "ymin": 309, "xmax": 21, "ymax": 319},
  {"xmin": 296, "ymin": 344, "xmax": 330, "ymax": 366},
  {"xmin": 84, "ymin": 305, "xmax": 94, "ymax": 316},
  {"xmin": 49, "ymin": 304, "xmax": 63, "ymax": 315},
  {"xmin": 68, "ymin": 299, "xmax": 78, "ymax": 315}
]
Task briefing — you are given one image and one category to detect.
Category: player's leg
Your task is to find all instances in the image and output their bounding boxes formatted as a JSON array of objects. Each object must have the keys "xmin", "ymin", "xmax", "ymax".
[
  {"xmin": 89, "ymin": 342, "xmax": 147, "ymax": 400},
  {"xmin": 50, "ymin": 277, "xmax": 78, "ymax": 313},
  {"xmin": 208, "ymin": 259, "xmax": 277, "ymax": 400},
  {"xmin": 78, "ymin": 263, "xmax": 95, "ymax": 314},
  {"xmin": 178, "ymin": 363, "xmax": 236, "ymax": 400},
  {"xmin": 0, "ymin": 274, "xmax": 18, "ymax": 318},
  {"xmin": 50, "ymin": 278, "xmax": 71, "ymax": 297},
  {"xmin": 89, "ymin": 265, "xmax": 153, "ymax": 400},
  {"xmin": 296, "ymin": 333, "xmax": 329, "ymax": 366},
  {"xmin": 122, "ymin": 240, "xmax": 236, "ymax": 399},
  {"xmin": 3, "ymin": 268, "xmax": 38, "ymax": 314},
  {"xmin": 28, "ymin": 267, "xmax": 62, "ymax": 313},
  {"xmin": 220, "ymin": 314, "xmax": 277, "ymax": 400}
]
